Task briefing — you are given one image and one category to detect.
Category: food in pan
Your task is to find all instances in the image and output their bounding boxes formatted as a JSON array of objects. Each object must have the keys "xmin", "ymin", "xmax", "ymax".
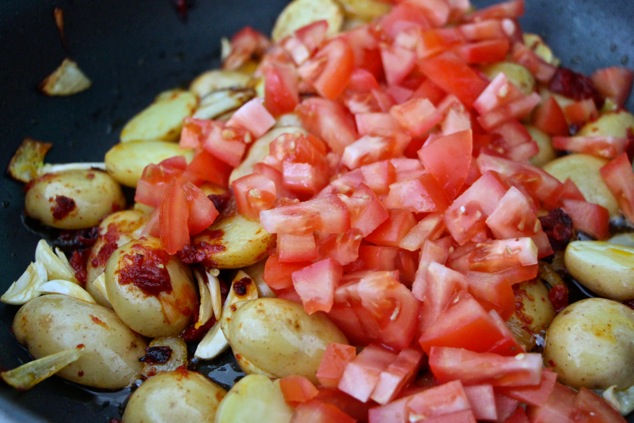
[{"xmin": 3, "ymin": 0, "xmax": 634, "ymax": 421}]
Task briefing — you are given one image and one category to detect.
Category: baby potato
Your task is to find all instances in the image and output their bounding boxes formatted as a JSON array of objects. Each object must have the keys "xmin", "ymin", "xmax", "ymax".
[
  {"xmin": 506, "ymin": 278, "xmax": 556, "ymax": 351},
  {"xmin": 122, "ymin": 369, "xmax": 226, "ymax": 423},
  {"xmin": 105, "ymin": 237, "xmax": 198, "ymax": 337},
  {"xmin": 564, "ymin": 240, "xmax": 634, "ymax": 301},
  {"xmin": 272, "ymin": 0, "xmax": 344, "ymax": 42},
  {"xmin": 105, "ymin": 140, "xmax": 194, "ymax": 188},
  {"xmin": 542, "ymin": 153, "xmax": 619, "ymax": 216},
  {"xmin": 223, "ymin": 298, "xmax": 348, "ymax": 383},
  {"xmin": 526, "ymin": 125, "xmax": 556, "ymax": 167},
  {"xmin": 577, "ymin": 109, "xmax": 634, "ymax": 138},
  {"xmin": 25, "ymin": 169, "xmax": 125, "ymax": 230},
  {"xmin": 214, "ymin": 374, "xmax": 292, "ymax": 423},
  {"xmin": 12, "ymin": 294, "xmax": 147, "ymax": 390},
  {"xmin": 86, "ymin": 209, "xmax": 148, "ymax": 292},
  {"xmin": 543, "ymin": 298, "xmax": 634, "ymax": 390},
  {"xmin": 120, "ymin": 89, "xmax": 197, "ymax": 143},
  {"xmin": 191, "ymin": 200, "xmax": 276, "ymax": 269}
]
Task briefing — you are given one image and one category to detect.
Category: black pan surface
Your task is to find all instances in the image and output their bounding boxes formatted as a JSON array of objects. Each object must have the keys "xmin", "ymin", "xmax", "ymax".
[{"xmin": 0, "ymin": 1, "xmax": 633, "ymax": 422}]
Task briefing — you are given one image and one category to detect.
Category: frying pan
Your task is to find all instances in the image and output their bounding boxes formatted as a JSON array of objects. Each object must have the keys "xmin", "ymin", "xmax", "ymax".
[{"xmin": 0, "ymin": 0, "xmax": 633, "ymax": 421}]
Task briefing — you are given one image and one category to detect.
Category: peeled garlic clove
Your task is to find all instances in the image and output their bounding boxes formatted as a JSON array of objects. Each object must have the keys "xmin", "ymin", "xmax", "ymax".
[
  {"xmin": 38, "ymin": 280, "xmax": 96, "ymax": 303},
  {"xmin": 1, "ymin": 261, "xmax": 47, "ymax": 305},
  {"xmin": 35, "ymin": 239, "xmax": 77, "ymax": 283}
]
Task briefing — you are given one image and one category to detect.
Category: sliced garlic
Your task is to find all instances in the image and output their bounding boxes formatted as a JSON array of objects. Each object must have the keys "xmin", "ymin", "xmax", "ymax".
[
  {"xmin": 189, "ymin": 69, "xmax": 252, "ymax": 98},
  {"xmin": 603, "ymin": 385, "xmax": 634, "ymax": 416},
  {"xmin": 6, "ymin": 138, "xmax": 52, "ymax": 183},
  {"xmin": 195, "ymin": 271, "xmax": 259, "ymax": 360},
  {"xmin": 193, "ymin": 88, "xmax": 254, "ymax": 120},
  {"xmin": 1, "ymin": 346, "xmax": 84, "ymax": 390}
]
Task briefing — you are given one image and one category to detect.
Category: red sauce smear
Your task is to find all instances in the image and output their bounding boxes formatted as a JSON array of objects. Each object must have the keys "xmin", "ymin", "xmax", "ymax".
[
  {"xmin": 539, "ymin": 208, "xmax": 574, "ymax": 251},
  {"xmin": 117, "ymin": 245, "xmax": 172, "ymax": 296},
  {"xmin": 548, "ymin": 67, "xmax": 602, "ymax": 105},
  {"xmin": 233, "ymin": 277, "xmax": 252, "ymax": 296},
  {"xmin": 51, "ymin": 195, "xmax": 76, "ymax": 220},
  {"xmin": 70, "ymin": 249, "xmax": 90, "ymax": 285},
  {"xmin": 91, "ymin": 223, "xmax": 123, "ymax": 269},
  {"xmin": 548, "ymin": 284, "xmax": 569, "ymax": 313}
]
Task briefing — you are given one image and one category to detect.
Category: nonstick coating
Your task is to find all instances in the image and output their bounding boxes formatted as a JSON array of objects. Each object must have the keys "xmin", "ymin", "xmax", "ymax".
[{"xmin": 1, "ymin": 1, "xmax": 633, "ymax": 422}]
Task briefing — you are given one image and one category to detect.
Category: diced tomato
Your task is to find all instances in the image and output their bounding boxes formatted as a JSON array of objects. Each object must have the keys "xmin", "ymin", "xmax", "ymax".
[
  {"xmin": 458, "ymin": 19, "xmax": 516, "ymax": 41},
  {"xmin": 496, "ymin": 394, "xmax": 522, "ymax": 422},
  {"xmin": 443, "ymin": 170, "xmax": 509, "ymax": 245},
  {"xmin": 400, "ymin": 212, "xmax": 445, "ymax": 252},
  {"xmin": 390, "ymin": 98, "xmax": 442, "ymax": 137},
  {"xmin": 511, "ymin": 41, "xmax": 556, "ymax": 83},
  {"xmin": 298, "ymin": 37, "xmax": 355, "ymax": 100},
  {"xmin": 552, "ymin": 135, "xmax": 629, "ymax": 159},
  {"xmin": 563, "ymin": 98, "xmax": 598, "ymax": 127},
  {"xmin": 526, "ymin": 382, "xmax": 577, "ymax": 423},
  {"xmin": 278, "ymin": 233, "xmax": 318, "ymax": 263},
  {"xmin": 419, "ymin": 262, "xmax": 468, "ymax": 330},
  {"xmin": 186, "ymin": 150, "xmax": 233, "ymax": 188},
  {"xmin": 292, "ymin": 258, "xmax": 341, "ymax": 314},
  {"xmin": 418, "ymin": 51, "xmax": 489, "ymax": 108},
  {"xmin": 419, "ymin": 129, "xmax": 473, "ymax": 200},
  {"xmin": 159, "ymin": 179, "xmax": 191, "ymax": 255},
  {"xmin": 365, "ymin": 209, "xmax": 417, "ymax": 247},
  {"xmin": 282, "ymin": 161, "xmax": 329, "ymax": 197},
  {"xmin": 259, "ymin": 195, "xmax": 350, "ymax": 235},
  {"xmin": 477, "ymin": 92, "xmax": 541, "ymax": 131},
  {"xmin": 202, "ymin": 121, "xmax": 248, "ymax": 167},
  {"xmin": 381, "ymin": 43, "xmax": 417, "ymax": 87},
  {"xmin": 411, "ymin": 237, "xmax": 452, "ymax": 300},
  {"xmin": 182, "ymin": 182, "xmax": 218, "ymax": 235},
  {"xmin": 262, "ymin": 61, "xmax": 299, "ymax": 116},
  {"xmin": 560, "ymin": 198, "xmax": 610, "ymax": 240},
  {"xmin": 317, "ymin": 343, "xmax": 357, "ymax": 389},
  {"xmin": 222, "ymin": 26, "xmax": 270, "ymax": 70},
  {"xmin": 419, "ymin": 295, "xmax": 522, "ymax": 354},
  {"xmin": 356, "ymin": 244, "xmax": 399, "ymax": 272},
  {"xmin": 369, "ymin": 380, "xmax": 475, "ymax": 423},
  {"xmin": 379, "ymin": 3, "xmax": 432, "ymax": 40},
  {"xmin": 297, "ymin": 97, "xmax": 358, "ymax": 154},
  {"xmin": 341, "ymin": 134, "xmax": 404, "ymax": 169},
  {"xmin": 405, "ymin": 380, "xmax": 474, "ymax": 422},
  {"xmin": 485, "ymin": 186, "xmax": 553, "ymax": 257},
  {"xmin": 464, "ymin": 0, "xmax": 524, "ymax": 21},
  {"xmin": 371, "ymin": 348, "xmax": 424, "ymax": 405},
  {"xmin": 318, "ymin": 230, "xmax": 363, "ymax": 266},
  {"xmin": 338, "ymin": 344, "xmax": 398, "ymax": 402},
  {"xmin": 465, "ymin": 271, "xmax": 515, "ymax": 320},
  {"xmin": 291, "ymin": 399, "xmax": 356, "ymax": 423},
  {"xmin": 532, "ymin": 96, "xmax": 569, "ymax": 136},
  {"xmin": 497, "ymin": 368, "xmax": 558, "ymax": 407},
  {"xmin": 280, "ymin": 375, "xmax": 319, "ymax": 405},
  {"xmin": 453, "ymin": 38, "xmax": 510, "ymax": 65},
  {"xmin": 591, "ymin": 66, "xmax": 634, "ymax": 107},
  {"xmin": 463, "ymin": 384, "xmax": 497, "ymax": 421},
  {"xmin": 338, "ymin": 183, "xmax": 390, "ymax": 236},
  {"xmin": 573, "ymin": 387, "xmax": 627, "ymax": 423},
  {"xmin": 135, "ymin": 156, "xmax": 188, "ymax": 207},
  {"xmin": 263, "ymin": 254, "xmax": 310, "ymax": 291},
  {"xmin": 232, "ymin": 172, "xmax": 277, "ymax": 220},
  {"xmin": 227, "ymin": 98, "xmax": 275, "ymax": 138},
  {"xmin": 600, "ymin": 152, "xmax": 634, "ymax": 223},
  {"xmin": 355, "ymin": 271, "xmax": 421, "ymax": 349},
  {"xmin": 504, "ymin": 405, "xmax": 530, "ymax": 423},
  {"xmin": 385, "ymin": 174, "xmax": 450, "ymax": 213},
  {"xmin": 428, "ymin": 346, "xmax": 542, "ymax": 387},
  {"xmin": 467, "ymin": 237, "xmax": 538, "ymax": 272}
]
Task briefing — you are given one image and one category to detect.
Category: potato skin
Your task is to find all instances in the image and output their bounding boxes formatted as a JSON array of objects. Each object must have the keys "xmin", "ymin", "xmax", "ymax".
[
  {"xmin": 224, "ymin": 298, "xmax": 348, "ymax": 383},
  {"xmin": 25, "ymin": 169, "xmax": 125, "ymax": 229},
  {"xmin": 105, "ymin": 237, "xmax": 198, "ymax": 337},
  {"xmin": 543, "ymin": 298, "xmax": 634, "ymax": 389},
  {"xmin": 122, "ymin": 369, "xmax": 226, "ymax": 423},
  {"xmin": 12, "ymin": 294, "xmax": 147, "ymax": 390}
]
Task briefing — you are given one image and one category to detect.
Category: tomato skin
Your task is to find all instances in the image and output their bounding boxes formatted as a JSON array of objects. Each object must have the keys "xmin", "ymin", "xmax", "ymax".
[
  {"xmin": 232, "ymin": 172, "xmax": 277, "ymax": 220},
  {"xmin": 297, "ymin": 97, "xmax": 358, "ymax": 154},
  {"xmin": 338, "ymin": 343, "xmax": 397, "ymax": 402},
  {"xmin": 263, "ymin": 61, "xmax": 299, "ymax": 116},
  {"xmin": 532, "ymin": 96, "xmax": 569, "ymax": 136},
  {"xmin": 227, "ymin": 98, "xmax": 276, "ymax": 138},
  {"xmin": 159, "ymin": 179, "xmax": 191, "ymax": 255},
  {"xmin": 371, "ymin": 348, "xmax": 424, "ymax": 405},
  {"xmin": 264, "ymin": 254, "xmax": 310, "ymax": 291},
  {"xmin": 591, "ymin": 66, "xmax": 634, "ymax": 107},
  {"xmin": 291, "ymin": 399, "xmax": 356, "ymax": 423},
  {"xmin": 280, "ymin": 375, "xmax": 320, "ymax": 406},
  {"xmin": 365, "ymin": 209, "xmax": 417, "ymax": 247},
  {"xmin": 560, "ymin": 198, "xmax": 610, "ymax": 240},
  {"xmin": 497, "ymin": 368, "xmax": 557, "ymax": 407}
]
